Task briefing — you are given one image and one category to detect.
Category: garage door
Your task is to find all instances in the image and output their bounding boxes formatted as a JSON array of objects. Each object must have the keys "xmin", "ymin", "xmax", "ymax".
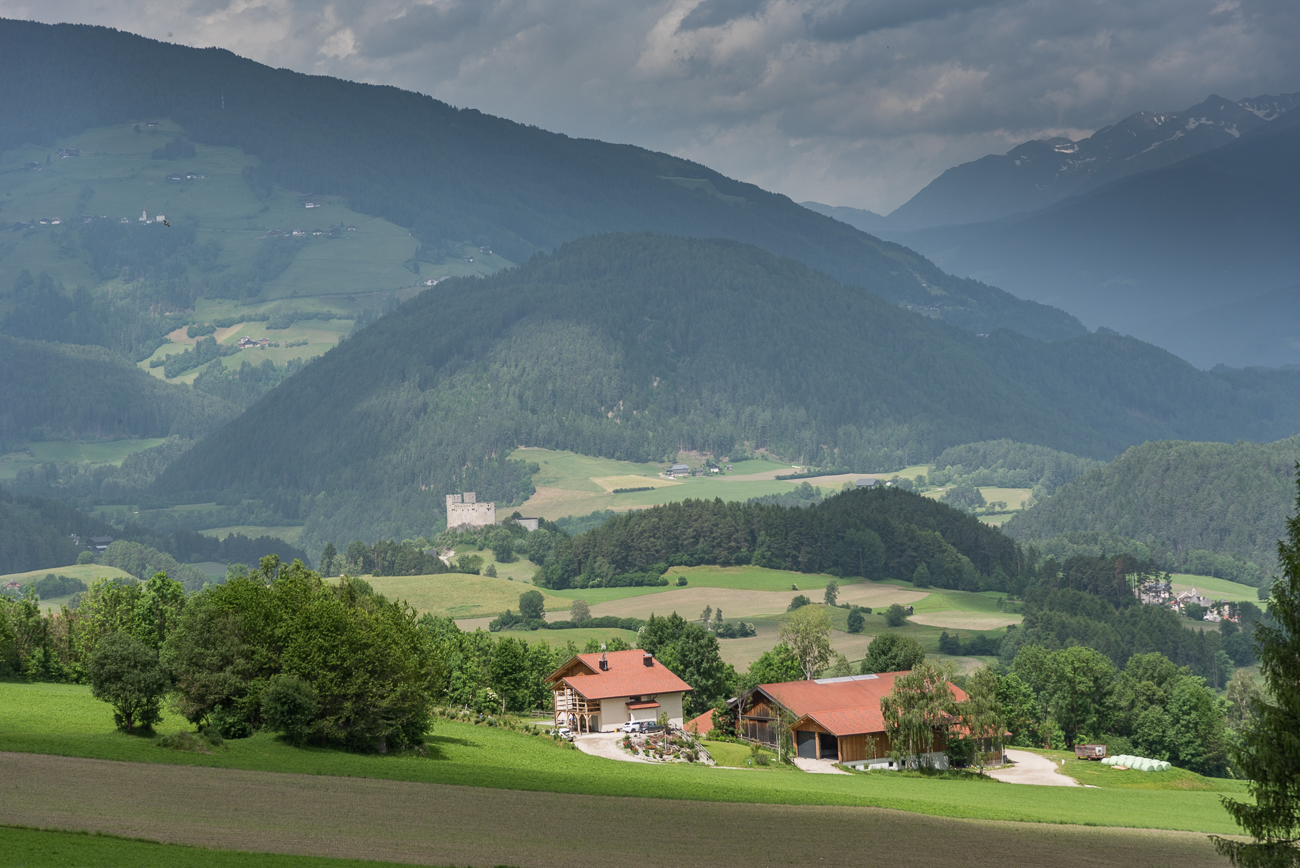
[{"xmin": 796, "ymin": 730, "xmax": 817, "ymax": 759}]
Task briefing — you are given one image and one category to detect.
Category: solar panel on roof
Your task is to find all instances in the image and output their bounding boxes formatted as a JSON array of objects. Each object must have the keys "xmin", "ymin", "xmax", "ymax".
[{"xmin": 812, "ymin": 674, "xmax": 880, "ymax": 685}]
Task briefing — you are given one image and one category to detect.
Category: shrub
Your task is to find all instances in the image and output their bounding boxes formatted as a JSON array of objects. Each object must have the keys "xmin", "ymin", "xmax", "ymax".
[
  {"xmin": 787, "ymin": 594, "xmax": 811, "ymax": 612},
  {"xmin": 677, "ymin": 576, "xmax": 687, "ymax": 586},
  {"xmin": 884, "ymin": 603, "xmax": 908, "ymax": 627},
  {"xmin": 261, "ymin": 674, "xmax": 320, "ymax": 743}
]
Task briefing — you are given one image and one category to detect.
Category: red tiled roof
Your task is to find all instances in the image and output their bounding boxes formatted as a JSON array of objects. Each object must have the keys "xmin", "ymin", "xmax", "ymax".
[
  {"xmin": 751, "ymin": 673, "xmax": 967, "ymax": 737},
  {"xmin": 627, "ymin": 701, "xmax": 661, "ymax": 710},
  {"xmin": 546, "ymin": 649, "xmax": 693, "ymax": 701},
  {"xmin": 685, "ymin": 710, "xmax": 715, "ymax": 734}
]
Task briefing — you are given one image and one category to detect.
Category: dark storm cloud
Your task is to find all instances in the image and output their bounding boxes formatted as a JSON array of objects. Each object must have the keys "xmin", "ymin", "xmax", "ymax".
[
  {"xmin": 804, "ymin": 0, "xmax": 1005, "ymax": 42},
  {"xmin": 5, "ymin": 0, "xmax": 1299, "ymax": 212},
  {"xmin": 359, "ymin": 1, "xmax": 485, "ymax": 58}
]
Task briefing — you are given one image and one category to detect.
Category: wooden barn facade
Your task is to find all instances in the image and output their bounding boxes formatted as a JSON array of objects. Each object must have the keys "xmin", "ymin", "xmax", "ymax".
[{"xmin": 733, "ymin": 673, "xmax": 965, "ymax": 769}]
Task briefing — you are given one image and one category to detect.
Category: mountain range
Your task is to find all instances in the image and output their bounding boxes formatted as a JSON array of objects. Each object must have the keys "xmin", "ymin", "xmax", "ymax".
[
  {"xmin": 0, "ymin": 18, "xmax": 1081, "ymax": 343},
  {"xmin": 885, "ymin": 108, "xmax": 1300, "ymax": 367},
  {"xmin": 806, "ymin": 91, "xmax": 1299, "ymax": 234}
]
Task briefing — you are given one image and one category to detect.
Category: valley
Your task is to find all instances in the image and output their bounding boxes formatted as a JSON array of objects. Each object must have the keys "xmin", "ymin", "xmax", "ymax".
[{"xmin": 2, "ymin": 16, "xmax": 1298, "ymax": 868}]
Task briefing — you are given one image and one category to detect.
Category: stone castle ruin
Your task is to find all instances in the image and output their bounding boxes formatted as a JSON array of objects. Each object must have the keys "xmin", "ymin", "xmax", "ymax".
[{"xmin": 446, "ymin": 492, "xmax": 496, "ymax": 529}]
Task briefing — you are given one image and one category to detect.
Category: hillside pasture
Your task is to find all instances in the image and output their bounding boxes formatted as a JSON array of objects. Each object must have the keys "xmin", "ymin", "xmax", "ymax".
[
  {"xmin": 514, "ymin": 448, "xmax": 820, "ymax": 518},
  {"xmin": 0, "ymin": 438, "xmax": 167, "ymax": 481},
  {"xmin": 1169, "ymin": 574, "xmax": 1260, "ymax": 603},
  {"xmin": 198, "ymin": 525, "xmax": 305, "ymax": 546},
  {"xmin": 0, "ymin": 682, "xmax": 1248, "ymax": 841},
  {"xmin": 0, "ymin": 563, "xmax": 136, "ymax": 587},
  {"xmin": 359, "ymin": 573, "xmax": 570, "ymax": 620},
  {"xmin": 908, "ymin": 612, "xmax": 1023, "ymax": 630},
  {"xmin": 571, "ymin": 585, "xmax": 922, "ymax": 622}
]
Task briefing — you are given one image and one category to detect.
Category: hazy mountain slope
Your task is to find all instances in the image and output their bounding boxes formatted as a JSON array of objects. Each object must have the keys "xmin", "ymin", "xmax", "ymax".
[
  {"xmin": 886, "ymin": 92, "xmax": 1299, "ymax": 230},
  {"xmin": 0, "ymin": 18, "xmax": 1081, "ymax": 342},
  {"xmin": 0, "ymin": 334, "xmax": 233, "ymax": 449},
  {"xmin": 1132, "ymin": 282, "xmax": 1300, "ymax": 370},
  {"xmin": 1004, "ymin": 435, "xmax": 1300, "ymax": 573},
  {"xmin": 799, "ymin": 202, "xmax": 892, "ymax": 234},
  {"xmin": 153, "ymin": 234, "xmax": 1300, "ymax": 548},
  {"xmin": 887, "ymin": 114, "xmax": 1300, "ymax": 367}
]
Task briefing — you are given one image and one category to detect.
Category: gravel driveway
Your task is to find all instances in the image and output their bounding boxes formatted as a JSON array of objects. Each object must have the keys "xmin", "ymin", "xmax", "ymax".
[{"xmin": 986, "ymin": 749, "xmax": 1081, "ymax": 787}]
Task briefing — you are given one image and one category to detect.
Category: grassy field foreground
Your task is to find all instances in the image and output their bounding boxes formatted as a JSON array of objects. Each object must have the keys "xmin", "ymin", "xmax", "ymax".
[{"xmin": 0, "ymin": 682, "xmax": 1247, "ymax": 835}]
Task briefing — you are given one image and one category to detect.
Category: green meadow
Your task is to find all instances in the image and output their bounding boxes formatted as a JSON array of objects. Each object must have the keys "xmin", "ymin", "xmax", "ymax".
[
  {"xmin": 0, "ymin": 438, "xmax": 167, "ymax": 481},
  {"xmin": 0, "ymin": 682, "xmax": 1246, "ymax": 834},
  {"xmin": 1168, "ymin": 573, "xmax": 1260, "ymax": 603}
]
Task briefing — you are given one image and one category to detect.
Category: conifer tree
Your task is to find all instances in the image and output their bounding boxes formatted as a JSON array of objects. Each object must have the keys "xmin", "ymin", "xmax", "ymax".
[{"xmin": 1213, "ymin": 475, "xmax": 1300, "ymax": 867}]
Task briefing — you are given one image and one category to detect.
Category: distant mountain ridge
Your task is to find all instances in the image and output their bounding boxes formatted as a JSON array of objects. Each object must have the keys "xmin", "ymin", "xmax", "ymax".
[
  {"xmin": 884, "ymin": 111, "xmax": 1300, "ymax": 368},
  {"xmin": 0, "ymin": 18, "xmax": 1082, "ymax": 342},
  {"xmin": 885, "ymin": 91, "xmax": 1300, "ymax": 230}
]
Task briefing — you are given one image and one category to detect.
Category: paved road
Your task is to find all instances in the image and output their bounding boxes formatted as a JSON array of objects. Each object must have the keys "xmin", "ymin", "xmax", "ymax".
[{"xmin": 987, "ymin": 749, "xmax": 1081, "ymax": 787}]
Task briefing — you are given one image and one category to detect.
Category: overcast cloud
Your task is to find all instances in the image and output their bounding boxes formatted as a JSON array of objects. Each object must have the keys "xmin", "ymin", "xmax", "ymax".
[{"xmin": 4, "ymin": 0, "xmax": 1298, "ymax": 212}]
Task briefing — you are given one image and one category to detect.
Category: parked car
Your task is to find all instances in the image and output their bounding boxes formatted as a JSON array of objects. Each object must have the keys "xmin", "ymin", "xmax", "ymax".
[
  {"xmin": 643, "ymin": 722, "xmax": 665, "ymax": 734},
  {"xmin": 556, "ymin": 727, "xmax": 574, "ymax": 740},
  {"xmin": 620, "ymin": 721, "xmax": 645, "ymax": 733}
]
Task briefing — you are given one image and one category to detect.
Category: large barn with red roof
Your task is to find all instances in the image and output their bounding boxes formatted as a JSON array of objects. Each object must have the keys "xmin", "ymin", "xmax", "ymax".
[
  {"xmin": 733, "ymin": 672, "xmax": 967, "ymax": 769},
  {"xmin": 546, "ymin": 649, "xmax": 693, "ymax": 734}
]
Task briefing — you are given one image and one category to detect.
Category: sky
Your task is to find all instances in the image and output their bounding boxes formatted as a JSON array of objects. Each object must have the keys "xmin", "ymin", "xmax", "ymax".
[{"xmin": 3, "ymin": 0, "xmax": 1299, "ymax": 213}]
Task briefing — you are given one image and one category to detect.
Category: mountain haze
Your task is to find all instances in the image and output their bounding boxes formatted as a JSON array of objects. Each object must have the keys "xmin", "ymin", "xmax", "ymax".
[
  {"xmin": 886, "ymin": 110, "xmax": 1300, "ymax": 368},
  {"xmin": 155, "ymin": 234, "xmax": 1300, "ymax": 549},
  {"xmin": 884, "ymin": 92, "xmax": 1299, "ymax": 231},
  {"xmin": 0, "ymin": 18, "xmax": 1081, "ymax": 342}
]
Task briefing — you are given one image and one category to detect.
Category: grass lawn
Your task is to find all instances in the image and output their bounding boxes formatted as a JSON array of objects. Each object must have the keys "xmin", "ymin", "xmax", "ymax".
[
  {"xmin": 0, "ymin": 827, "xmax": 437, "ymax": 868},
  {"xmin": 699, "ymin": 739, "xmax": 789, "ymax": 770},
  {"xmin": 0, "ymin": 682, "xmax": 1245, "ymax": 834},
  {"xmin": 1023, "ymin": 747, "xmax": 1250, "ymax": 794},
  {"xmin": 491, "ymin": 626, "xmax": 641, "ymax": 648}
]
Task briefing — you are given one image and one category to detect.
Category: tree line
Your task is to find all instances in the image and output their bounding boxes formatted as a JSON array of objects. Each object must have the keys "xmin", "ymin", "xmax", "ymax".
[{"xmin": 531, "ymin": 487, "xmax": 1019, "ymax": 592}]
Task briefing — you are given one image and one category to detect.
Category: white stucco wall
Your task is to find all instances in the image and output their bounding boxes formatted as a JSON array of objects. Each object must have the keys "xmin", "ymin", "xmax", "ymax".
[{"xmin": 596, "ymin": 692, "xmax": 686, "ymax": 732}]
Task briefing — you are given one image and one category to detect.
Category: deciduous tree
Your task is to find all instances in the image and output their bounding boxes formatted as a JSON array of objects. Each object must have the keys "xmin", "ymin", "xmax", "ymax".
[
  {"xmin": 881, "ymin": 660, "xmax": 957, "ymax": 768},
  {"xmin": 87, "ymin": 631, "xmax": 168, "ymax": 732},
  {"xmin": 780, "ymin": 606, "xmax": 832, "ymax": 681}
]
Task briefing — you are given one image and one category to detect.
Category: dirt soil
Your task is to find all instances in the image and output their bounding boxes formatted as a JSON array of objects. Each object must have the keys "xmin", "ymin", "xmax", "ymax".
[
  {"xmin": 988, "ymin": 749, "xmax": 1082, "ymax": 787},
  {"xmin": 0, "ymin": 751, "xmax": 1230, "ymax": 867}
]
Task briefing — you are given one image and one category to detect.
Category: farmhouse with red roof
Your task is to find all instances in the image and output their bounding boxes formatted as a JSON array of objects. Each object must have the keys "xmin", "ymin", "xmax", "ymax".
[
  {"xmin": 545, "ymin": 649, "xmax": 692, "ymax": 734},
  {"xmin": 732, "ymin": 673, "xmax": 967, "ymax": 770}
]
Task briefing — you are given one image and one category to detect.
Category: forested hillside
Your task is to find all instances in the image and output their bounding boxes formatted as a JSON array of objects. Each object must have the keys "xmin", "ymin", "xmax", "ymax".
[
  {"xmin": 0, "ymin": 334, "xmax": 233, "ymax": 449},
  {"xmin": 0, "ymin": 18, "xmax": 1081, "ymax": 341},
  {"xmin": 532, "ymin": 487, "xmax": 1018, "ymax": 590},
  {"xmin": 155, "ymin": 234, "xmax": 1300, "ymax": 549},
  {"xmin": 1005, "ymin": 435, "xmax": 1300, "ymax": 580},
  {"xmin": 928, "ymin": 440, "xmax": 1102, "ymax": 497}
]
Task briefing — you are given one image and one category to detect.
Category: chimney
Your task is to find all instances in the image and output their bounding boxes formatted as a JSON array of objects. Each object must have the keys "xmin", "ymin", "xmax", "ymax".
[
  {"xmin": 643, "ymin": 653, "xmax": 654, "ymax": 667},
  {"xmin": 599, "ymin": 653, "xmax": 608, "ymax": 671}
]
